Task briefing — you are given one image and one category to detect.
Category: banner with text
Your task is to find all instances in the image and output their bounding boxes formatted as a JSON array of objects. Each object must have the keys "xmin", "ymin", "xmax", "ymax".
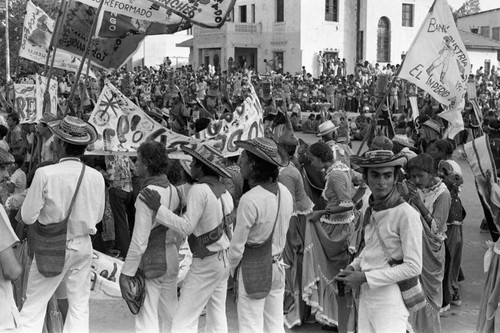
[
  {"xmin": 96, "ymin": 11, "xmax": 190, "ymax": 38},
  {"xmin": 57, "ymin": 0, "xmax": 144, "ymax": 69},
  {"xmin": 194, "ymin": 84, "xmax": 264, "ymax": 157},
  {"xmin": 398, "ymin": 0, "xmax": 471, "ymax": 138},
  {"xmin": 79, "ymin": 0, "xmax": 236, "ymax": 28},
  {"xmin": 19, "ymin": 1, "xmax": 96, "ymax": 78},
  {"xmin": 88, "ymin": 81, "xmax": 192, "ymax": 154},
  {"xmin": 14, "ymin": 84, "xmax": 37, "ymax": 123}
]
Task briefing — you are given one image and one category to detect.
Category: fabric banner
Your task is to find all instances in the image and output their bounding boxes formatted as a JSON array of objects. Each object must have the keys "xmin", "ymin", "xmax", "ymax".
[
  {"xmin": 194, "ymin": 84, "xmax": 264, "ymax": 157},
  {"xmin": 19, "ymin": 1, "xmax": 96, "ymax": 78},
  {"xmin": 409, "ymin": 96, "xmax": 419, "ymax": 121},
  {"xmin": 398, "ymin": 0, "xmax": 471, "ymax": 138},
  {"xmin": 57, "ymin": 0, "xmax": 144, "ymax": 69},
  {"xmin": 96, "ymin": 11, "xmax": 190, "ymax": 38},
  {"xmin": 79, "ymin": 0, "xmax": 236, "ymax": 28},
  {"xmin": 88, "ymin": 81, "xmax": 191, "ymax": 154},
  {"xmin": 35, "ymin": 75, "xmax": 58, "ymax": 120},
  {"xmin": 13, "ymin": 84, "xmax": 37, "ymax": 123}
]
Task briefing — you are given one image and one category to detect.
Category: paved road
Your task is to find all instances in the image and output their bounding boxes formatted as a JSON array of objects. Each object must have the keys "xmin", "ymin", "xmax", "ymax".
[{"xmin": 90, "ymin": 134, "xmax": 492, "ymax": 332}]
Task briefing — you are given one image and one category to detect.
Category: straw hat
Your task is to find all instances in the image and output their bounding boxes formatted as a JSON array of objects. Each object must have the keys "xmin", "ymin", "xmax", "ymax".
[
  {"xmin": 235, "ymin": 137, "xmax": 289, "ymax": 167},
  {"xmin": 181, "ymin": 143, "xmax": 231, "ymax": 178},
  {"xmin": 422, "ymin": 119, "xmax": 442, "ymax": 133},
  {"xmin": 317, "ymin": 120, "xmax": 338, "ymax": 137},
  {"xmin": 392, "ymin": 134, "xmax": 414, "ymax": 148},
  {"xmin": 47, "ymin": 116, "xmax": 98, "ymax": 145},
  {"xmin": 351, "ymin": 150, "xmax": 407, "ymax": 169},
  {"xmin": 0, "ymin": 149, "xmax": 14, "ymax": 166}
]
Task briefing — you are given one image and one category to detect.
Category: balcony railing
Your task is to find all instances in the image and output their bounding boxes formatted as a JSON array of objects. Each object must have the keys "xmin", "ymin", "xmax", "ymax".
[{"xmin": 195, "ymin": 22, "xmax": 261, "ymax": 35}]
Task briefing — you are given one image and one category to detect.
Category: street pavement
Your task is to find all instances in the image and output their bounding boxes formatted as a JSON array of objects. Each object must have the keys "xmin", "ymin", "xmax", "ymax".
[{"xmin": 90, "ymin": 133, "xmax": 492, "ymax": 332}]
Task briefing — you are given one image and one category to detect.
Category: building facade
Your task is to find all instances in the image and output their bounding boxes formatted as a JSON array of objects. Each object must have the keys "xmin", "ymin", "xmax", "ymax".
[
  {"xmin": 456, "ymin": 9, "xmax": 500, "ymax": 73},
  {"xmin": 190, "ymin": 0, "xmax": 433, "ymax": 76}
]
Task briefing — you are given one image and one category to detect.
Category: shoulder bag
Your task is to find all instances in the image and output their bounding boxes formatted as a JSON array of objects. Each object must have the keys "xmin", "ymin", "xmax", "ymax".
[
  {"xmin": 33, "ymin": 163, "xmax": 86, "ymax": 278},
  {"xmin": 240, "ymin": 188, "xmax": 281, "ymax": 299},
  {"xmin": 372, "ymin": 215, "xmax": 426, "ymax": 312}
]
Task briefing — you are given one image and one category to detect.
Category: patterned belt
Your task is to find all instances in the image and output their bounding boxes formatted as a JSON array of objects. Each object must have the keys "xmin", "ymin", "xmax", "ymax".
[{"xmin": 447, "ymin": 221, "xmax": 463, "ymax": 226}]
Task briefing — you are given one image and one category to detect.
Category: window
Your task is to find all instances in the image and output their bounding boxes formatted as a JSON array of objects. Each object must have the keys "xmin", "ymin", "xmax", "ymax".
[
  {"xmin": 276, "ymin": 0, "xmax": 284, "ymax": 22},
  {"xmin": 480, "ymin": 26, "xmax": 490, "ymax": 38},
  {"xmin": 402, "ymin": 4, "xmax": 414, "ymax": 27},
  {"xmin": 470, "ymin": 28, "xmax": 478, "ymax": 34},
  {"xmin": 251, "ymin": 4, "xmax": 255, "ymax": 23},
  {"xmin": 325, "ymin": 0, "xmax": 338, "ymax": 22},
  {"xmin": 377, "ymin": 17, "xmax": 391, "ymax": 62},
  {"xmin": 493, "ymin": 27, "xmax": 500, "ymax": 41},
  {"xmin": 240, "ymin": 5, "xmax": 247, "ymax": 23},
  {"xmin": 485, "ymin": 60, "xmax": 491, "ymax": 76}
]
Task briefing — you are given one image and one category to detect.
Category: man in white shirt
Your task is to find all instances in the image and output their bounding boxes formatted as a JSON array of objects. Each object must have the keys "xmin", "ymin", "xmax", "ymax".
[
  {"xmin": 20, "ymin": 116, "xmax": 105, "ymax": 333},
  {"xmin": 139, "ymin": 144, "xmax": 234, "ymax": 333},
  {"xmin": 336, "ymin": 150, "xmax": 422, "ymax": 333}
]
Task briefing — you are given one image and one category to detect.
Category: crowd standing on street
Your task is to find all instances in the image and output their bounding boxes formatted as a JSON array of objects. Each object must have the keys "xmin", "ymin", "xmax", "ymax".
[{"xmin": 0, "ymin": 56, "xmax": 499, "ymax": 333}]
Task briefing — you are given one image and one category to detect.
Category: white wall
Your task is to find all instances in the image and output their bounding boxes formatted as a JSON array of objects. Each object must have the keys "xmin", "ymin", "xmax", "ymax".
[
  {"xmin": 129, "ymin": 31, "xmax": 191, "ymax": 69},
  {"xmin": 300, "ymin": 0, "xmax": 354, "ymax": 76},
  {"xmin": 467, "ymin": 49, "xmax": 500, "ymax": 73},
  {"xmin": 363, "ymin": 0, "xmax": 433, "ymax": 65}
]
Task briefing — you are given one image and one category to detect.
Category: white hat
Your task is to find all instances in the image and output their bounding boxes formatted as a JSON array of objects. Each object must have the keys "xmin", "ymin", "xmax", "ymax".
[{"xmin": 317, "ymin": 120, "xmax": 338, "ymax": 137}]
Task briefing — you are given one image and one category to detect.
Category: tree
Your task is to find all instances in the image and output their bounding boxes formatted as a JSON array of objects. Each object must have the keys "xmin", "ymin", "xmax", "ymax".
[
  {"xmin": 453, "ymin": 0, "xmax": 480, "ymax": 19},
  {"xmin": 0, "ymin": 0, "xmax": 59, "ymax": 85}
]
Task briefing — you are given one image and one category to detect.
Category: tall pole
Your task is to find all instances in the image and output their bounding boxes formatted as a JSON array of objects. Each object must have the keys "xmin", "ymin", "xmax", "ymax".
[
  {"xmin": 5, "ymin": 1, "xmax": 11, "ymax": 107},
  {"xmin": 68, "ymin": 0, "xmax": 105, "ymax": 109}
]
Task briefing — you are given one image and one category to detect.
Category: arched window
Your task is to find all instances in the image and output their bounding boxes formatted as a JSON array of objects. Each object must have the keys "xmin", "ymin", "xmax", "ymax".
[{"xmin": 377, "ymin": 17, "xmax": 391, "ymax": 62}]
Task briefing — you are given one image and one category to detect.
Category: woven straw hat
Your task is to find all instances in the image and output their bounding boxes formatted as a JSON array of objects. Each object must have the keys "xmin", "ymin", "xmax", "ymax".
[
  {"xmin": 235, "ymin": 137, "xmax": 289, "ymax": 167},
  {"xmin": 0, "ymin": 148, "xmax": 14, "ymax": 166},
  {"xmin": 317, "ymin": 120, "xmax": 338, "ymax": 137},
  {"xmin": 47, "ymin": 116, "xmax": 98, "ymax": 145},
  {"xmin": 351, "ymin": 150, "xmax": 407, "ymax": 169},
  {"xmin": 181, "ymin": 143, "xmax": 231, "ymax": 178},
  {"xmin": 392, "ymin": 134, "xmax": 414, "ymax": 148}
]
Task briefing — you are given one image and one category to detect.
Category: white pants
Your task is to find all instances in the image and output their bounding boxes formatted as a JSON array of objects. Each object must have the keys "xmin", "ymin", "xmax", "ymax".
[
  {"xmin": 20, "ymin": 235, "xmax": 92, "ymax": 333},
  {"xmin": 237, "ymin": 263, "xmax": 285, "ymax": 333},
  {"xmin": 358, "ymin": 282, "xmax": 409, "ymax": 333},
  {"xmin": 136, "ymin": 271, "xmax": 178, "ymax": 333},
  {"xmin": 172, "ymin": 250, "xmax": 230, "ymax": 333}
]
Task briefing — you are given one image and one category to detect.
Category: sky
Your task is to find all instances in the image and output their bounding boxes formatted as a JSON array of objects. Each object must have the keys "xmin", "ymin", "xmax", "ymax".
[{"xmin": 447, "ymin": 0, "xmax": 499, "ymax": 12}]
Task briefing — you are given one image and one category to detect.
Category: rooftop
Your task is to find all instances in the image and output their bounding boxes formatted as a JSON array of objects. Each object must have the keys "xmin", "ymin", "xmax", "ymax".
[{"xmin": 459, "ymin": 29, "xmax": 500, "ymax": 50}]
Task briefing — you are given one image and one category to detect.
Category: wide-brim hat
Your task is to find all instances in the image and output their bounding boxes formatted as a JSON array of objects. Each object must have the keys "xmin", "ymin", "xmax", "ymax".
[
  {"xmin": 47, "ymin": 116, "xmax": 98, "ymax": 145},
  {"xmin": 351, "ymin": 150, "xmax": 407, "ymax": 169},
  {"xmin": 0, "ymin": 148, "xmax": 14, "ymax": 166},
  {"xmin": 181, "ymin": 143, "xmax": 231, "ymax": 178},
  {"xmin": 317, "ymin": 120, "xmax": 339, "ymax": 137},
  {"xmin": 422, "ymin": 119, "xmax": 442, "ymax": 133},
  {"xmin": 392, "ymin": 134, "xmax": 414, "ymax": 148},
  {"xmin": 235, "ymin": 137, "xmax": 289, "ymax": 167}
]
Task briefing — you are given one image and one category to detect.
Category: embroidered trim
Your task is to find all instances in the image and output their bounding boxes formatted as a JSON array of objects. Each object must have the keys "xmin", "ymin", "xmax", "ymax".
[{"xmin": 320, "ymin": 213, "xmax": 355, "ymax": 225}]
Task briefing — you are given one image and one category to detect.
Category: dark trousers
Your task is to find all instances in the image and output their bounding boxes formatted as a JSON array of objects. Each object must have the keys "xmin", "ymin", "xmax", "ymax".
[{"xmin": 108, "ymin": 187, "xmax": 135, "ymax": 257}]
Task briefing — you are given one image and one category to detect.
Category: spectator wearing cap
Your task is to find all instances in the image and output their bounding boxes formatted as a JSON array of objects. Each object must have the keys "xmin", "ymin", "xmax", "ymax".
[
  {"xmin": 36, "ymin": 113, "xmax": 59, "ymax": 163},
  {"xmin": 318, "ymin": 120, "xmax": 349, "ymax": 167}
]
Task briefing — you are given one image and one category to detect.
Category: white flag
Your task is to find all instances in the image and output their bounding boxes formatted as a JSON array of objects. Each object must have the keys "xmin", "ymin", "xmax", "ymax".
[{"xmin": 399, "ymin": 0, "xmax": 471, "ymax": 138}]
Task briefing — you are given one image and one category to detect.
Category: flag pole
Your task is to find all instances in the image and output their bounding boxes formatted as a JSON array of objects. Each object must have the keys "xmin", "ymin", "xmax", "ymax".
[
  {"xmin": 4, "ymin": 0, "xmax": 12, "ymax": 109},
  {"xmin": 43, "ymin": 0, "xmax": 67, "ymax": 77},
  {"xmin": 43, "ymin": 0, "xmax": 69, "ymax": 115},
  {"xmin": 67, "ymin": 0, "xmax": 105, "ymax": 113},
  {"xmin": 355, "ymin": 64, "xmax": 402, "ymax": 155}
]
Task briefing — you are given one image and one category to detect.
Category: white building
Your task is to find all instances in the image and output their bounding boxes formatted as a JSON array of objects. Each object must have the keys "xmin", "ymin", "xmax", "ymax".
[
  {"xmin": 186, "ymin": 0, "xmax": 434, "ymax": 76},
  {"xmin": 456, "ymin": 8, "xmax": 500, "ymax": 73},
  {"xmin": 127, "ymin": 31, "xmax": 192, "ymax": 69}
]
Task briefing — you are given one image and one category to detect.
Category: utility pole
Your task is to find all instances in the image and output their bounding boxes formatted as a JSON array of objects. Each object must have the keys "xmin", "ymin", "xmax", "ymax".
[{"xmin": 4, "ymin": 1, "xmax": 11, "ymax": 85}]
